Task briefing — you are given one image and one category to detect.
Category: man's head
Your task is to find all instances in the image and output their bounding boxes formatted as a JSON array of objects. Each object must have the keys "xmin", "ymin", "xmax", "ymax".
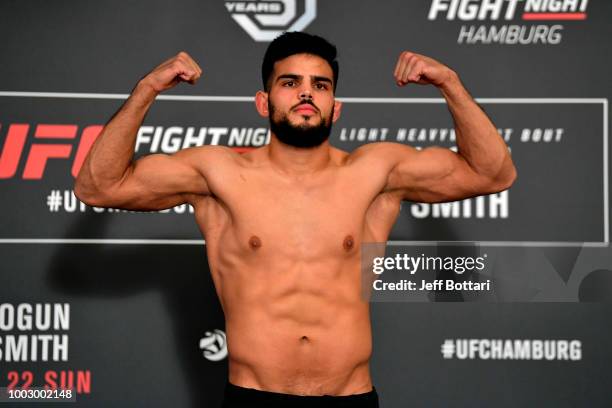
[
  {"xmin": 261, "ymin": 31, "xmax": 339, "ymax": 93},
  {"xmin": 255, "ymin": 32, "xmax": 342, "ymax": 148}
]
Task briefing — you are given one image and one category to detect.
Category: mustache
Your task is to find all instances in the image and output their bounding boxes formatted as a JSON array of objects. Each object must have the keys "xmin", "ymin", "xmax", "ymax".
[{"xmin": 291, "ymin": 100, "xmax": 319, "ymax": 112}]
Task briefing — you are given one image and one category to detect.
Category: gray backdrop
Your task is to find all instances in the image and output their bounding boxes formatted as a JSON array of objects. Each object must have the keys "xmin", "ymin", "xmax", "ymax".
[{"xmin": 1, "ymin": 0, "xmax": 611, "ymax": 406}]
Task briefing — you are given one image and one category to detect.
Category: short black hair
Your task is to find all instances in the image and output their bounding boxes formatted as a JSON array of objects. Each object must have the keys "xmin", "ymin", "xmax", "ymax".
[{"xmin": 261, "ymin": 31, "xmax": 339, "ymax": 92}]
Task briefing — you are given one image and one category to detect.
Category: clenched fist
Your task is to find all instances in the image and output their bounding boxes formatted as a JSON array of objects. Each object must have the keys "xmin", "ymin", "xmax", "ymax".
[
  {"xmin": 393, "ymin": 51, "xmax": 455, "ymax": 88},
  {"xmin": 140, "ymin": 51, "xmax": 203, "ymax": 94}
]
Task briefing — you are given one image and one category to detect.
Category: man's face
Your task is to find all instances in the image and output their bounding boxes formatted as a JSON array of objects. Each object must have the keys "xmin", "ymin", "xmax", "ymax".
[{"xmin": 263, "ymin": 53, "xmax": 340, "ymax": 148}]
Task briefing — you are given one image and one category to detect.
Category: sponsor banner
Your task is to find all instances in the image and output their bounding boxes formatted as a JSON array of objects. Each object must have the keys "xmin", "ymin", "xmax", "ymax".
[
  {"xmin": 225, "ymin": 0, "xmax": 318, "ymax": 41},
  {"xmin": 440, "ymin": 338, "xmax": 582, "ymax": 360},
  {"xmin": 0, "ymin": 94, "xmax": 606, "ymax": 244},
  {"xmin": 199, "ymin": 329, "xmax": 228, "ymax": 361},
  {"xmin": 0, "ymin": 303, "xmax": 93, "ymax": 398},
  {"xmin": 428, "ymin": 0, "xmax": 590, "ymax": 45}
]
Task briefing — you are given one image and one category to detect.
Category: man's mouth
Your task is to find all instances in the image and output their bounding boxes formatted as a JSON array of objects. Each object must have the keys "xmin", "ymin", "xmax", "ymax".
[{"xmin": 293, "ymin": 103, "xmax": 318, "ymax": 114}]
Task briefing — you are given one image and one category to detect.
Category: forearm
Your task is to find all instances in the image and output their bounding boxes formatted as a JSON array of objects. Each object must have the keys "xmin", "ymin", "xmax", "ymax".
[
  {"xmin": 440, "ymin": 72, "xmax": 515, "ymax": 182},
  {"xmin": 75, "ymin": 81, "xmax": 157, "ymax": 197}
]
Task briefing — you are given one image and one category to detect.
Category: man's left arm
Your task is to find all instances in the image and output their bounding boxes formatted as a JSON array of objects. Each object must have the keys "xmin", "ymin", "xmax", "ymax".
[{"xmin": 379, "ymin": 51, "xmax": 517, "ymax": 203}]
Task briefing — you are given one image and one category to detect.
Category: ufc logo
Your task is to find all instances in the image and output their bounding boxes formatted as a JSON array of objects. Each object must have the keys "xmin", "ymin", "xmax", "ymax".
[{"xmin": 0, "ymin": 124, "xmax": 102, "ymax": 179}]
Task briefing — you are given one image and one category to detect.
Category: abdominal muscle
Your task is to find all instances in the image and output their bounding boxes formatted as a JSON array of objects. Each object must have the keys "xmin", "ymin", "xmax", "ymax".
[{"xmin": 210, "ymin": 247, "xmax": 373, "ymax": 396}]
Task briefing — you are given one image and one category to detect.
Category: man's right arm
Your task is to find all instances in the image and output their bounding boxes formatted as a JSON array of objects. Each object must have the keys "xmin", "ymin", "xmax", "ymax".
[{"xmin": 74, "ymin": 52, "xmax": 213, "ymax": 211}]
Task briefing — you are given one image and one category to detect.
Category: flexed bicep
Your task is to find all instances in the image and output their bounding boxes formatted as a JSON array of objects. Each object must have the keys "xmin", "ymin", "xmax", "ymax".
[
  {"xmin": 115, "ymin": 149, "xmax": 210, "ymax": 210},
  {"xmin": 77, "ymin": 147, "xmax": 214, "ymax": 211},
  {"xmin": 387, "ymin": 145, "xmax": 511, "ymax": 203}
]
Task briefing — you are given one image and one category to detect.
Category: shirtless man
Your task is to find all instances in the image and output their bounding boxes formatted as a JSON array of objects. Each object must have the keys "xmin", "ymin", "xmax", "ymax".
[{"xmin": 74, "ymin": 32, "xmax": 516, "ymax": 407}]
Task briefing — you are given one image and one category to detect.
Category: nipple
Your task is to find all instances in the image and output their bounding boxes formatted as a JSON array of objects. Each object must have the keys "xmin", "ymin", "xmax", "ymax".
[
  {"xmin": 343, "ymin": 235, "xmax": 355, "ymax": 251},
  {"xmin": 249, "ymin": 235, "xmax": 262, "ymax": 250}
]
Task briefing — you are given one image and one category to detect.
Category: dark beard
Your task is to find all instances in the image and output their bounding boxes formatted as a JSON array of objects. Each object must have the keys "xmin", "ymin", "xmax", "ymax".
[{"xmin": 269, "ymin": 102, "xmax": 334, "ymax": 148}]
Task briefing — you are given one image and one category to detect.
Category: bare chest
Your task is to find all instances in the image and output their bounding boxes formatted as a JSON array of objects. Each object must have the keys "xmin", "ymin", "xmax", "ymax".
[{"xmin": 196, "ymin": 168, "xmax": 377, "ymax": 259}]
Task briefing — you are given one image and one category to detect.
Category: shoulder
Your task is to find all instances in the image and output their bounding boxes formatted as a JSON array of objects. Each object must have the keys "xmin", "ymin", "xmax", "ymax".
[
  {"xmin": 172, "ymin": 145, "xmax": 246, "ymax": 170},
  {"xmin": 175, "ymin": 145, "xmax": 239, "ymax": 160},
  {"xmin": 346, "ymin": 142, "xmax": 418, "ymax": 166}
]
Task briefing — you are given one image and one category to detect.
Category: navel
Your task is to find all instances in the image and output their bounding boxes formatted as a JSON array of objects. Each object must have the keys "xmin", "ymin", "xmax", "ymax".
[
  {"xmin": 248, "ymin": 235, "xmax": 262, "ymax": 250},
  {"xmin": 343, "ymin": 235, "xmax": 355, "ymax": 251}
]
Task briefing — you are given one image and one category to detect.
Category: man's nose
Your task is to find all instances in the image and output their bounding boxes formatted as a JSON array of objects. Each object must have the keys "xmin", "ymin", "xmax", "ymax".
[{"xmin": 298, "ymin": 85, "xmax": 312, "ymax": 100}]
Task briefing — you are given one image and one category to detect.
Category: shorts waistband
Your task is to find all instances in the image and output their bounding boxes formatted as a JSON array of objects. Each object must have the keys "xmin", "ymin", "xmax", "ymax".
[{"xmin": 222, "ymin": 382, "xmax": 379, "ymax": 407}]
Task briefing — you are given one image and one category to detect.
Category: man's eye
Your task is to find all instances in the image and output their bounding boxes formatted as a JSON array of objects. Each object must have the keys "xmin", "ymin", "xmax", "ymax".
[
  {"xmin": 315, "ymin": 83, "xmax": 328, "ymax": 90},
  {"xmin": 283, "ymin": 81, "xmax": 295, "ymax": 87}
]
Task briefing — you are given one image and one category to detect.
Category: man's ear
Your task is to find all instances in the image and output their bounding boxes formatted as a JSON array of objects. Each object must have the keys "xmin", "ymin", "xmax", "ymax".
[
  {"xmin": 255, "ymin": 91, "xmax": 269, "ymax": 118},
  {"xmin": 332, "ymin": 99, "xmax": 342, "ymax": 123}
]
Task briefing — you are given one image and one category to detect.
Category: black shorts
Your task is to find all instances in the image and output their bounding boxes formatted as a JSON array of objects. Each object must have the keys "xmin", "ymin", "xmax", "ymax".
[{"xmin": 221, "ymin": 382, "xmax": 380, "ymax": 408}]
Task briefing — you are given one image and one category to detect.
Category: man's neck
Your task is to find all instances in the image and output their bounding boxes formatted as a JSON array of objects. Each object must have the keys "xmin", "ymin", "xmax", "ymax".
[{"xmin": 267, "ymin": 136, "xmax": 332, "ymax": 176}]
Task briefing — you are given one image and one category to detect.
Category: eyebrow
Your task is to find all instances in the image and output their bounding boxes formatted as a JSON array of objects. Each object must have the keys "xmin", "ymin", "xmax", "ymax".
[
  {"xmin": 313, "ymin": 75, "xmax": 333, "ymax": 85},
  {"xmin": 276, "ymin": 74, "xmax": 333, "ymax": 85}
]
